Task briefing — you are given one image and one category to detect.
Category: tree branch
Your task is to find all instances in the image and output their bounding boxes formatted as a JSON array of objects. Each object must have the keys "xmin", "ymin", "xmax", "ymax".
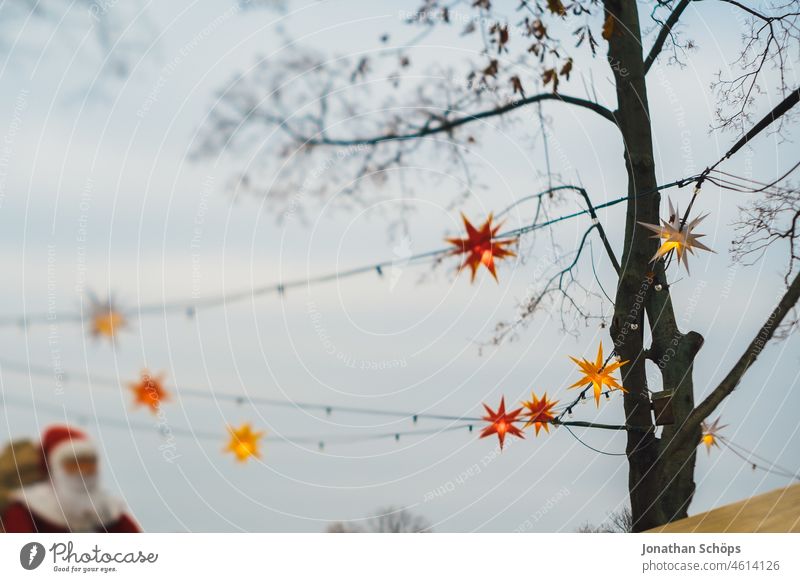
[
  {"xmin": 720, "ymin": 87, "xmax": 800, "ymax": 163},
  {"xmin": 498, "ymin": 185, "xmax": 621, "ymax": 274},
  {"xmin": 304, "ymin": 93, "xmax": 617, "ymax": 147},
  {"xmin": 663, "ymin": 269, "xmax": 800, "ymax": 459},
  {"xmin": 578, "ymin": 187, "xmax": 622, "ymax": 274},
  {"xmin": 718, "ymin": 0, "xmax": 800, "ymax": 22},
  {"xmin": 644, "ymin": 0, "xmax": 693, "ymax": 75}
]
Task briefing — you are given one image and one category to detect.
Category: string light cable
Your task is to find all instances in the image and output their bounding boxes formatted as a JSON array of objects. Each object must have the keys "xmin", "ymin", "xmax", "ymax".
[
  {"xmin": 0, "ymin": 390, "xmax": 475, "ymax": 450},
  {"xmin": 717, "ymin": 436, "xmax": 800, "ymax": 482},
  {"xmin": 0, "ymin": 358, "xmax": 637, "ymax": 452},
  {"xmin": 16, "ymin": 94, "xmax": 796, "ymax": 330},
  {"xmin": 2, "ymin": 359, "xmax": 797, "ymax": 476},
  {"xmin": 0, "ymin": 357, "xmax": 629, "ymax": 426},
  {"xmin": 0, "ymin": 175, "xmax": 700, "ymax": 330}
]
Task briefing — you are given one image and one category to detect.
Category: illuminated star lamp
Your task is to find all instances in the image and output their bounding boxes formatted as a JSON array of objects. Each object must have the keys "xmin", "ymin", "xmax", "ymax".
[
  {"xmin": 637, "ymin": 198, "xmax": 714, "ymax": 274},
  {"xmin": 568, "ymin": 342, "xmax": 628, "ymax": 406},
  {"xmin": 521, "ymin": 391, "xmax": 559, "ymax": 436},
  {"xmin": 446, "ymin": 213, "xmax": 517, "ymax": 282},
  {"xmin": 225, "ymin": 423, "xmax": 265, "ymax": 462},
  {"xmin": 89, "ymin": 299, "xmax": 128, "ymax": 341},
  {"xmin": 128, "ymin": 370, "xmax": 170, "ymax": 415},
  {"xmin": 479, "ymin": 396, "xmax": 525, "ymax": 450},
  {"xmin": 700, "ymin": 417, "xmax": 728, "ymax": 454}
]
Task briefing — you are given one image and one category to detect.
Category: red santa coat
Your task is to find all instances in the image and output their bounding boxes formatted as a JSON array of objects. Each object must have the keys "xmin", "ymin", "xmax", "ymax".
[
  {"xmin": 2, "ymin": 500, "xmax": 140, "ymax": 533},
  {"xmin": 1, "ymin": 426, "xmax": 141, "ymax": 533}
]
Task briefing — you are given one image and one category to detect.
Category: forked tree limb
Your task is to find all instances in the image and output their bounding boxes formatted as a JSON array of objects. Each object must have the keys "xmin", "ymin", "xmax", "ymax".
[
  {"xmin": 663, "ymin": 269, "xmax": 800, "ymax": 460},
  {"xmin": 644, "ymin": 0, "xmax": 693, "ymax": 75},
  {"xmin": 302, "ymin": 93, "xmax": 617, "ymax": 147}
]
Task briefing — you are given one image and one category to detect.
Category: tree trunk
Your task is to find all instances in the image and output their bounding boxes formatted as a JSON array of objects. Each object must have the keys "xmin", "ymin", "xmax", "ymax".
[
  {"xmin": 648, "ymin": 307, "xmax": 704, "ymax": 521},
  {"xmin": 604, "ymin": 0, "xmax": 703, "ymax": 531}
]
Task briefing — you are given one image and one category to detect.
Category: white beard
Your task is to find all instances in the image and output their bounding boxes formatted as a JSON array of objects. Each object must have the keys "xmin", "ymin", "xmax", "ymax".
[{"xmin": 14, "ymin": 465, "xmax": 124, "ymax": 532}]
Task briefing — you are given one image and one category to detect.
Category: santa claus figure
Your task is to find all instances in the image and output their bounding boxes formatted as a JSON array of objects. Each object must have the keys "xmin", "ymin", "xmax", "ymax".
[{"xmin": 1, "ymin": 425, "xmax": 140, "ymax": 533}]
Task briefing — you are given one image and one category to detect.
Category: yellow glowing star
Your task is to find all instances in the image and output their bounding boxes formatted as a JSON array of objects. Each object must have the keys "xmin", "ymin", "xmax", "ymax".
[
  {"xmin": 90, "ymin": 301, "xmax": 127, "ymax": 340},
  {"xmin": 521, "ymin": 391, "xmax": 559, "ymax": 436},
  {"xmin": 637, "ymin": 198, "xmax": 714, "ymax": 274},
  {"xmin": 568, "ymin": 342, "xmax": 629, "ymax": 406},
  {"xmin": 700, "ymin": 417, "xmax": 728, "ymax": 454},
  {"xmin": 225, "ymin": 423, "xmax": 265, "ymax": 462}
]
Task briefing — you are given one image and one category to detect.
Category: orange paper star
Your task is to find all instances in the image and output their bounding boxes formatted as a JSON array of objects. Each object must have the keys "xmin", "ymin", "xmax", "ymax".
[
  {"xmin": 446, "ymin": 213, "xmax": 517, "ymax": 282},
  {"xmin": 700, "ymin": 417, "xmax": 728, "ymax": 454},
  {"xmin": 90, "ymin": 301, "xmax": 127, "ymax": 341},
  {"xmin": 225, "ymin": 423, "xmax": 265, "ymax": 462},
  {"xmin": 479, "ymin": 396, "xmax": 525, "ymax": 449},
  {"xmin": 129, "ymin": 370, "xmax": 170, "ymax": 414},
  {"xmin": 568, "ymin": 342, "xmax": 629, "ymax": 406},
  {"xmin": 521, "ymin": 391, "xmax": 559, "ymax": 436}
]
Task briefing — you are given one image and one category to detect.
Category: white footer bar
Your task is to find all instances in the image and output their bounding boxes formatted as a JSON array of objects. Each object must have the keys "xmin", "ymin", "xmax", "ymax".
[{"xmin": 1, "ymin": 533, "xmax": 797, "ymax": 581}]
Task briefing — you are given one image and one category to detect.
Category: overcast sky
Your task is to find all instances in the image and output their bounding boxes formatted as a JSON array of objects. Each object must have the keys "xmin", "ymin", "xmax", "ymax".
[{"xmin": 0, "ymin": 0, "xmax": 798, "ymax": 532}]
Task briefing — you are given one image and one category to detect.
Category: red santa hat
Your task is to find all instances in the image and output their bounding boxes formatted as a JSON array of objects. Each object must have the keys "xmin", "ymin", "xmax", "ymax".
[{"xmin": 40, "ymin": 425, "xmax": 96, "ymax": 472}]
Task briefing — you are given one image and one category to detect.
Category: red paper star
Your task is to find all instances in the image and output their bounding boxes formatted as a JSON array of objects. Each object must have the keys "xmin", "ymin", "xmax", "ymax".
[
  {"xmin": 446, "ymin": 213, "xmax": 517, "ymax": 282},
  {"xmin": 479, "ymin": 396, "xmax": 525, "ymax": 449},
  {"xmin": 129, "ymin": 370, "xmax": 170, "ymax": 414},
  {"xmin": 521, "ymin": 391, "xmax": 559, "ymax": 436}
]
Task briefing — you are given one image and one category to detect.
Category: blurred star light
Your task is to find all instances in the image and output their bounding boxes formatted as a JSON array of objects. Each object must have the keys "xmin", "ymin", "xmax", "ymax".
[
  {"xmin": 446, "ymin": 213, "xmax": 517, "ymax": 282},
  {"xmin": 89, "ymin": 300, "xmax": 128, "ymax": 341},
  {"xmin": 129, "ymin": 370, "xmax": 170, "ymax": 415},
  {"xmin": 700, "ymin": 417, "xmax": 728, "ymax": 454},
  {"xmin": 226, "ymin": 423, "xmax": 265, "ymax": 462}
]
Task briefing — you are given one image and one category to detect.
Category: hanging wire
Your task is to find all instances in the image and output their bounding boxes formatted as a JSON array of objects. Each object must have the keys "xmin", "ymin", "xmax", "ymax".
[
  {"xmin": 589, "ymin": 241, "xmax": 614, "ymax": 303},
  {"xmin": 0, "ymin": 358, "xmax": 633, "ymax": 433},
  {"xmin": 718, "ymin": 436, "xmax": 800, "ymax": 481},
  {"xmin": 0, "ymin": 175, "xmax": 701, "ymax": 330},
  {"xmin": 680, "ymin": 87, "xmax": 800, "ymax": 228},
  {"xmin": 560, "ymin": 424, "xmax": 628, "ymax": 457},
  {"xmin": 0, "ymin": 382, "xmax": 638, "ymax": 456},
  {"xmin": 0, "ymin": 358, "xmax": 482, "ymax": 424},
  {"xmin": 0, "ymin": 391, "xmax": 475, "ymax": 448},
  {"xmin": 705, "ymin": 161, "xmax": 800, "ymax": 193},
  {"xmin": 4, "ymin": 360, "xmax": 799, "ymax": 473},
  {"xmin": 711, "ymin": 168, "xmax": 796, "ymax": 191}
]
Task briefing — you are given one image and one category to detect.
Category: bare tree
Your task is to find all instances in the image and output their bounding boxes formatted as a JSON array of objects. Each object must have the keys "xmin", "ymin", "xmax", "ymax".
[
  {"xmin": 0, "ymin": 1, "xmax": 288, "ymax": 89},
  {"xmin": 577, "ymin": 507, "xmax": 633, "ymax": 533},
  {"xmin": 195, "ymin": 1, "xmax": 800, "ymax": 531},
  {"xmin": 327, "ymin": 506, "xmax": 431, "ymax": 533},
  {"xmin": 0, "ymin": 0, "xmax": 156, "ymax": 84},
  {"xmin": 733, "ymin": 176, "xmax": 800, "ymax": 280}
]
